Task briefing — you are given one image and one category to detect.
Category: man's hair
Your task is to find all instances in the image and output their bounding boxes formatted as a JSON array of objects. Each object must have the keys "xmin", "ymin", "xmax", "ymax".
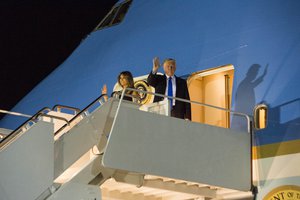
[{"xmin": 163, "ymin": 58, "xmax": 176, "ymax": 65}]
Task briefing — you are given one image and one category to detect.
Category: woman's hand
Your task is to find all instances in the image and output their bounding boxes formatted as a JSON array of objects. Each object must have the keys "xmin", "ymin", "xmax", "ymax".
[
  {"xmin": 101, "ymin": 84, "xmax": 107, "ymax": 94},
  {"xmin": 101, "ymin": 84, "xmax": 108, "ymax": 101}
]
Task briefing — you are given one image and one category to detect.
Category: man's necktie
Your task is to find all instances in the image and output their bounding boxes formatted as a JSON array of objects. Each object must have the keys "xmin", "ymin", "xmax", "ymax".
[{"xmin": 168, "ymin": 77, "xmax": 173, "ymax": 107}]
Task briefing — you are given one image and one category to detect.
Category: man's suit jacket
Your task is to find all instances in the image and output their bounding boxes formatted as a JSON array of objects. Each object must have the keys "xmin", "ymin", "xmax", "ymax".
[{"xmin": 147, "ymin": 71, "xmax": 191, "ymax": 120}]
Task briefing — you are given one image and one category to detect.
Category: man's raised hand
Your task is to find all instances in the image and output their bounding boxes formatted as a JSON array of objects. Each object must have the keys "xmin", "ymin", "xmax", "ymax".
[{"xmin": 152, "ymin": 57, "xmax": 160, "ymax": 73}]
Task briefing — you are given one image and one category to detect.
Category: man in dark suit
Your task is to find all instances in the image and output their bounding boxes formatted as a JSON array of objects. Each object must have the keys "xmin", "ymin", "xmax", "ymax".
[{"xmin": 147, "ymin": 57, "xmax": 191, "ymax": 120}]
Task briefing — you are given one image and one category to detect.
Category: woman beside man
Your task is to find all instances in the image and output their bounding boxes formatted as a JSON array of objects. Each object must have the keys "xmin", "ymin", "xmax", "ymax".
[{"xmin": 101, "ymin": 71, "xmax": 139, "ymax": 102}]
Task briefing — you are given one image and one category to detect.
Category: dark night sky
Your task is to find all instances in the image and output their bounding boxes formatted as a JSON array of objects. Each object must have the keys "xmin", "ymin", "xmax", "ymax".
[{"xmin": 0, "ymin": 0, "xmax": 117, "ymax": 119}]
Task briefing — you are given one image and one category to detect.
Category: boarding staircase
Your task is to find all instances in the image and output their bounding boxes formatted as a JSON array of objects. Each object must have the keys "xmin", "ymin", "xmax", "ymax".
[{"xmin": 0, "ymin": 90, "xmax": 254, "ymax": 200}]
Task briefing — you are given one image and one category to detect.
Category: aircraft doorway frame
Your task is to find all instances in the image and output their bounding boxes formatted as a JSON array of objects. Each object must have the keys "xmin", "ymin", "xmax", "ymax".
[{"xmin": 187, "ymin": 65, "xmax": 234, "ymax": 128}]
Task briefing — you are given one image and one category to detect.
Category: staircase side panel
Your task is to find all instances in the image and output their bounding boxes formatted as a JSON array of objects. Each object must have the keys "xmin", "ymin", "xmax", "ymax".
[
  {"xmin": 0, "ymin": 121, "xmax": 54, "ymax": 200},
  {"xmin": 103, "ymin": 107, "xmax": 252, "ymax": 191}
]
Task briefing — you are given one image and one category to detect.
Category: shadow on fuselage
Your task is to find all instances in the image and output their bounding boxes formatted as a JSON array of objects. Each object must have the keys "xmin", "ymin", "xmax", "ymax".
[{"xmin": 231, "ymin": 64, "xmax": 268, "ymax": 132}]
